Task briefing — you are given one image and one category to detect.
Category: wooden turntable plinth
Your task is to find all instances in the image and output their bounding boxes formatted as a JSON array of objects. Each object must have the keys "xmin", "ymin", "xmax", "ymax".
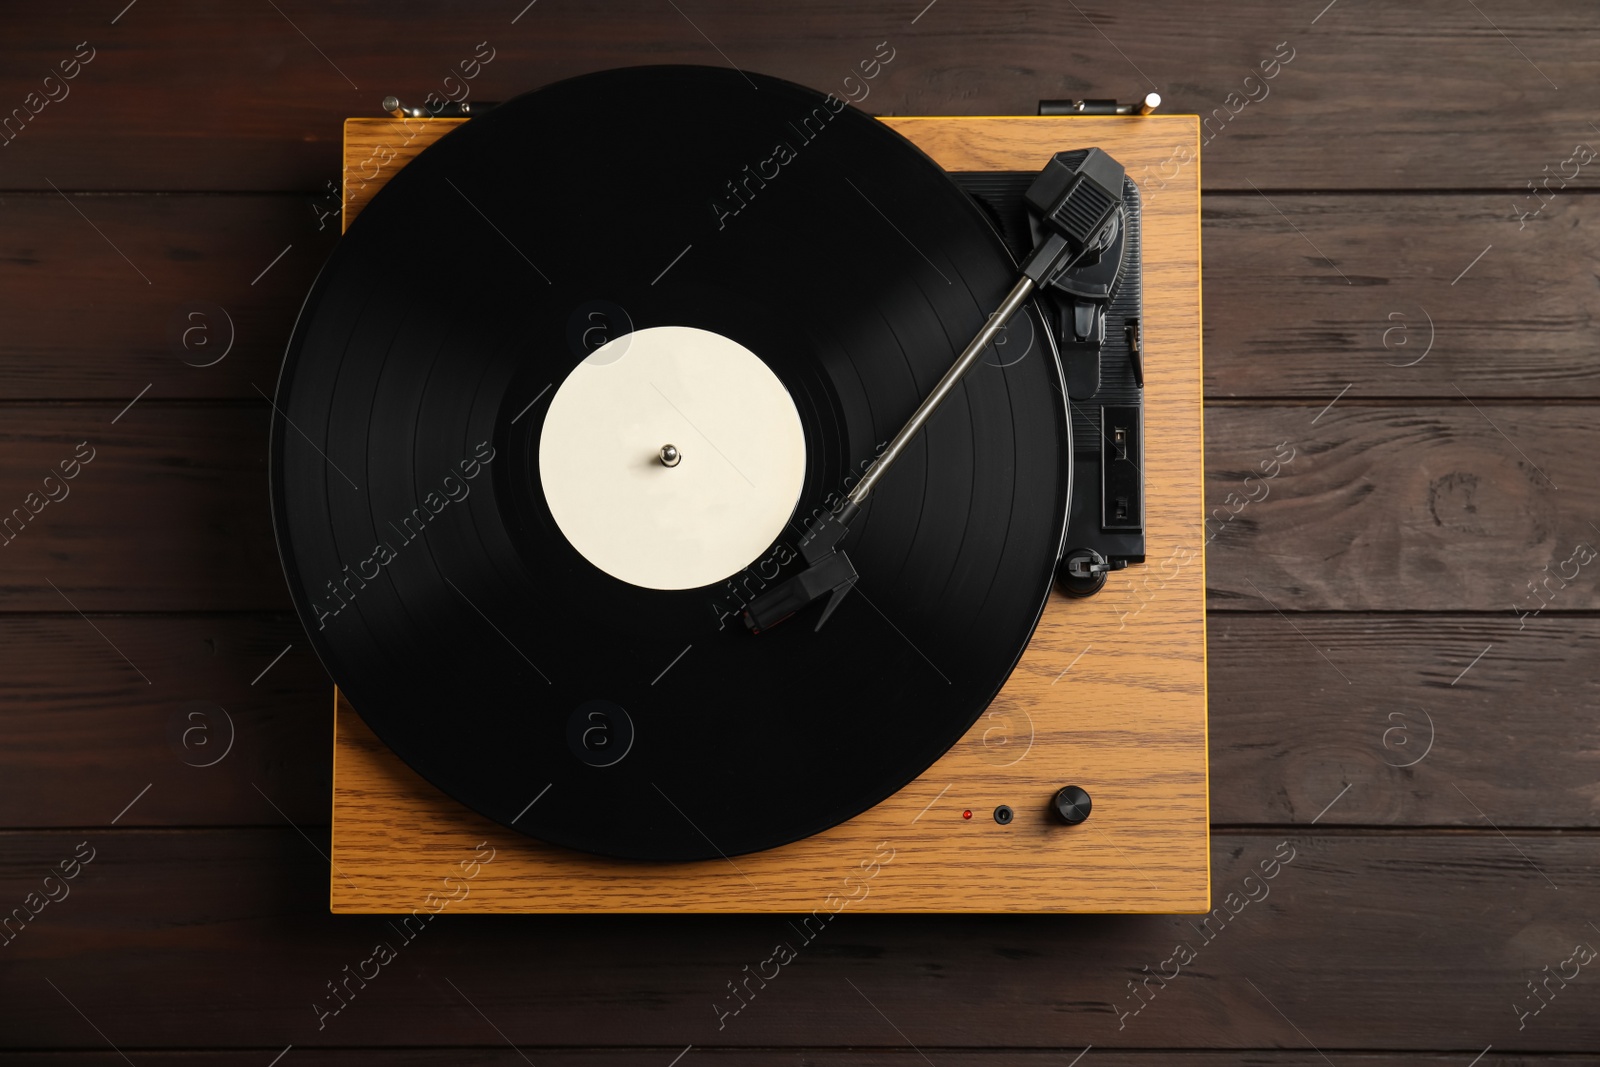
[{"xmin": 330, "ymin": 114, "xmax": 1207, "ymax": 913}]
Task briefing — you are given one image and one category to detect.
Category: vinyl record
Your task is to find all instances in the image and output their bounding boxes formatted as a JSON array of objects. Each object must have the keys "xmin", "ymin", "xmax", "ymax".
[{"xmin": 271, "ymin": 65, "xmax": 1070, "ymax": 860}]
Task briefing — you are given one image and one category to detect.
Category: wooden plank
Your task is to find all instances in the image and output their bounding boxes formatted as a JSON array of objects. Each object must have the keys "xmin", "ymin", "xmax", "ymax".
[
  {"xmin": 1197, "ymin": 404, "xmax": 1597, "ymax": 613},
  {"xmin": 0, "ymin": 615, "xmax": 328, "ymax": 827},
  {"xmin": 0, "ymin": 194, "xmax": 337, "ymax": 399},
  {"xmin": 3, "ymin": 3, "xmax": 1596, "ymax": 191},
  {"xmin": 4, "ymin": 190, "xmax": 1596, "ymax": 401},
  {"xmin": 0, "ymin": 405, "xmax": 285, "ymax": 612},
  {"xmin": 2, "ymin": 614, "xmax": 1594, "ymax": 830},
  {"xmin": 331, "ymin": 112, "xmax": 1208, "ymax": 915},
  {"xmin": 2, "ymin": 402, "xmax": 1595, "ymax": 614},
  {"xmin": 1202, "ymin": 193, "xmax": 1600, "ymax": 400},
  {"xmin": 1, "ymin": 830, "xmax": 1595, "ymax": 1050},
  {"xmin": 1206, "ymin": 614, "xmax": 1600, "ymax": 828}
]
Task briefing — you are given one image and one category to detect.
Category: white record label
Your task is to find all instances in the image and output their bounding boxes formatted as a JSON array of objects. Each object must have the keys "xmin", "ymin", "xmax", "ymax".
[{"xmin": 538, "ymin": 325, "xmax": 807, "ymax": 591}]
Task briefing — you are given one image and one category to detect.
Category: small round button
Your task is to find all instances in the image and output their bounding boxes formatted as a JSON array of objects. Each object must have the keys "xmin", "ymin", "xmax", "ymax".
[{"xmin": 1052, "ymin": 785, "xmax": 1092, "ymax": 825}]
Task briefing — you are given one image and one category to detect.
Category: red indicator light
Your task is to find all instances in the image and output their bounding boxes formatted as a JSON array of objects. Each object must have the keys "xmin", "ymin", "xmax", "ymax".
[{"xmin": 962, "ymin": 809, "xmax": 973, "ymax": 820}]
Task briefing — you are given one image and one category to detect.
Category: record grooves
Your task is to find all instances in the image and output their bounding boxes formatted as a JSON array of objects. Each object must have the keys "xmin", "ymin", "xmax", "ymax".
[{"xmin": 272, "ymin": 66, "xmax": 1069, "ymax": 861}]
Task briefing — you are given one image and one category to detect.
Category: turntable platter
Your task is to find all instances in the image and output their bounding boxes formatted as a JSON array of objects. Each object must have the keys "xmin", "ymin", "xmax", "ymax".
[{"xmin": 271, "ymin": 65, "xmax": 1069, "ymax": 860}]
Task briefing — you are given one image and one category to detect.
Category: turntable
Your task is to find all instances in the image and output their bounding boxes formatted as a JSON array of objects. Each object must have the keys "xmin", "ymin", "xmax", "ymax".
[{"xmin": 273, "ymin": 67, "xmax": 1208, "ymax": 913}]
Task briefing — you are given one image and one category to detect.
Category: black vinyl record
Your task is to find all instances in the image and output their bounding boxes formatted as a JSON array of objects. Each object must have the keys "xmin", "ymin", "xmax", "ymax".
[{"xmin": 271, "ymin": 66, "xmax": 1070, "ymax": 860}]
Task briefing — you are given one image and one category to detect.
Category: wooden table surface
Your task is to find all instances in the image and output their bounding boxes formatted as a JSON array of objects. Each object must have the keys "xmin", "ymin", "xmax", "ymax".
[{"xmin": 2, "ymin": 0, "xmax": 1596, "ymax": 1061}]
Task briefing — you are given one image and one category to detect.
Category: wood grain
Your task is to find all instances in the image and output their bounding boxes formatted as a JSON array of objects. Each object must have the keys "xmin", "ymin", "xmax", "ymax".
[
  {"xmin": 1201, "ymin": 192, "xmax": 1600, "ymax": 400},
  {"xmin": 8, "ymin": 191, "xmax": 1595, "ymax": 402},
  {"xmin": 1, "ymin": 614, "xmax": 1596, "ymax": 830},
  {"xmin": 1206, "ymin": 613, "xmax": 1600, "ymax": 828},
  {"xmin": 0, "ymin": 614, "xmax": 327, "ymax": 827},
  {"xmin": 1198, "ymin": 404, "xmax": 1596, "ymax": 613},
  {"xmin": 0, "ymin": 405, "xmax": 285, "ymax": 612},
  {"xmin": 3, "ymin": 2, "xmax": 1594, "ymax": 1058},
  {"xmin": 3, "ymin": 2, "xmax": 1597, "ymax": 191},
  {"xmin": 332, "ymin": 114, "xmax": 1209, "ymax": 914},
  {"xmin": 331, "ymin": 678, "xmax": 1208, "ymax": 914},
  {"xmin": 0, "ymin": 194, "xmax": 337, "ymax": 399},
  {"xmin": 2, "ymin": 400, "xmax": 1594, "ymax": 614},
  {"xmin": 3, "ymin": 829, "xmax": 1598, "ymax": 1050}
]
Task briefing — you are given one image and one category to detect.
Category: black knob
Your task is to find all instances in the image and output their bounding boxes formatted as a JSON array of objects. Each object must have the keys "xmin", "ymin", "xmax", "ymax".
[{"xmin": 1052, "ymin": 785, "xmax": 1092, "ymax": 825}]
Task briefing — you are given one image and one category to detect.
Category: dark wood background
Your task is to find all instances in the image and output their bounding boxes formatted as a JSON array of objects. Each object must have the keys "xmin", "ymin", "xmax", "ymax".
[{"xmin": 3, "ymin": 0, "xmax": 1597, "ymax": 1062}]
